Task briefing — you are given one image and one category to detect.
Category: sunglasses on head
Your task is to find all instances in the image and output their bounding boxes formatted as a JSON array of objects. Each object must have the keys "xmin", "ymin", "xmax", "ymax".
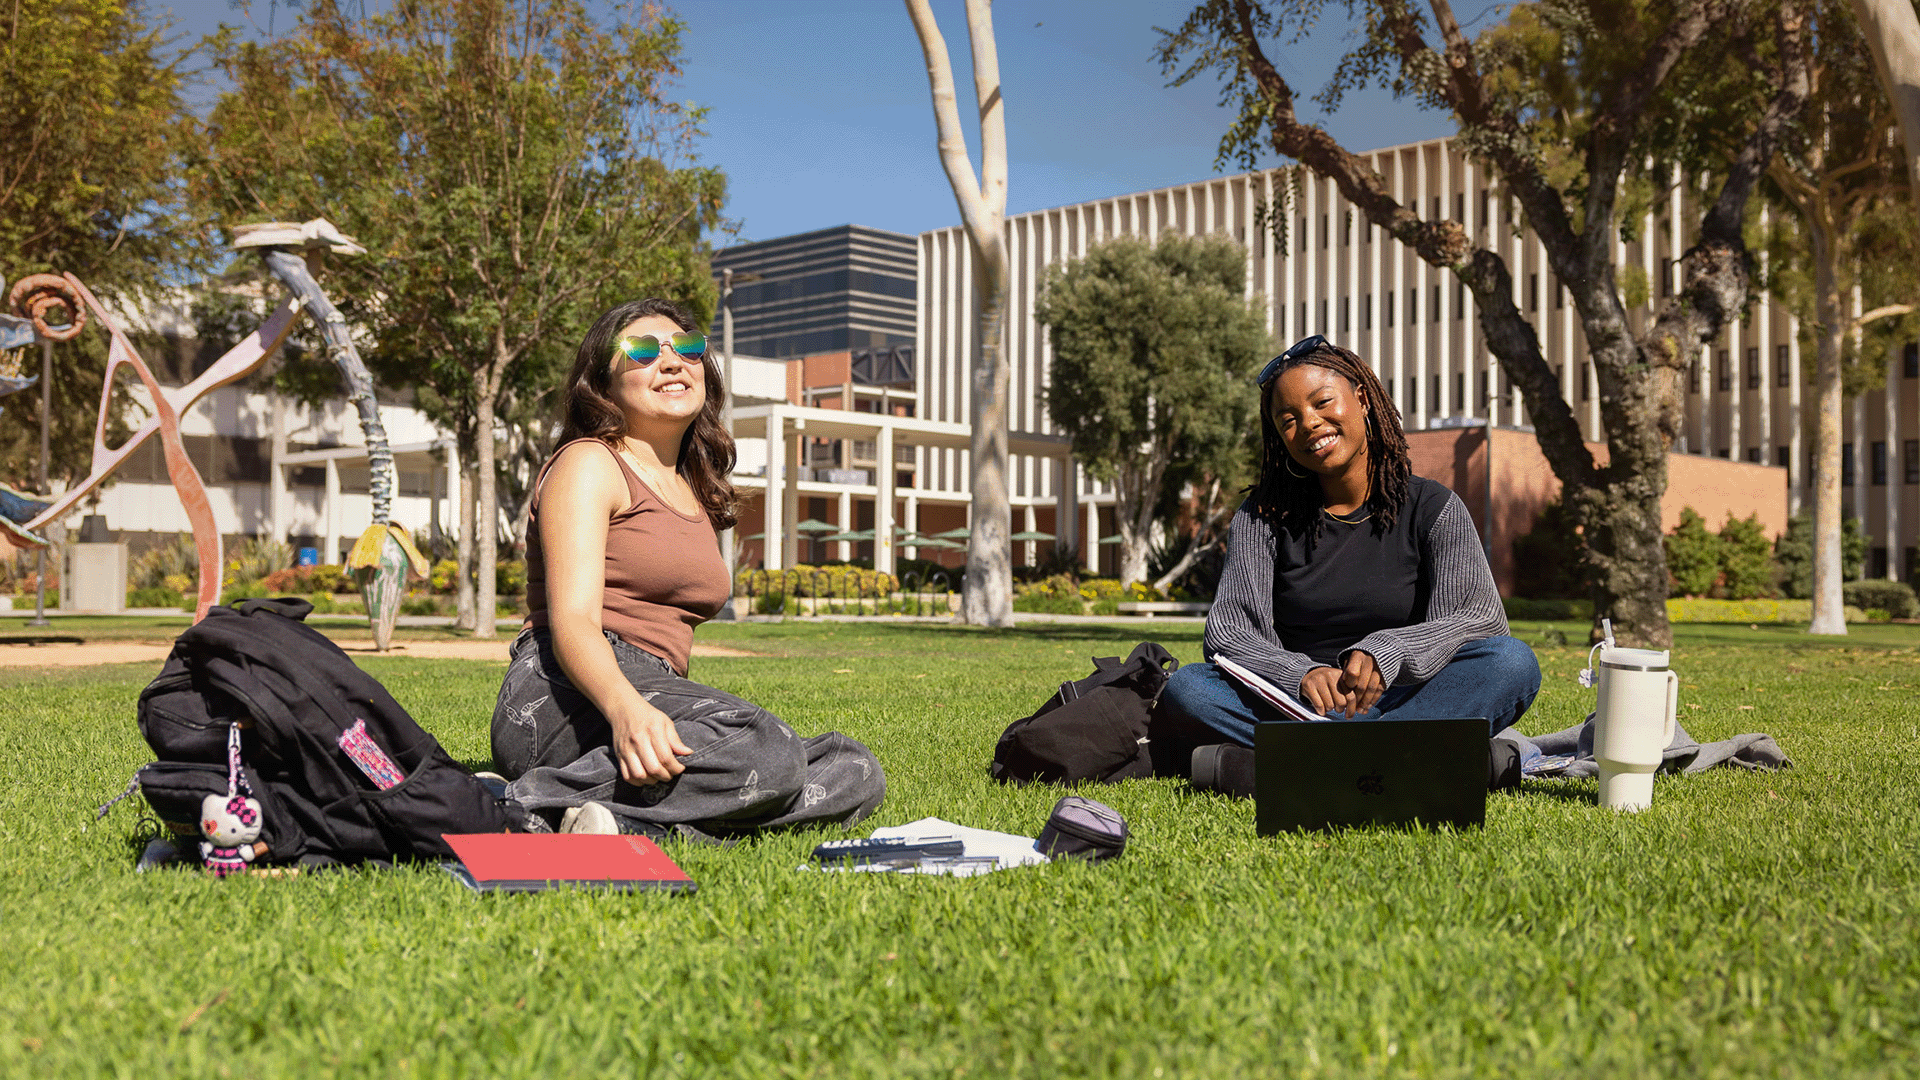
[
  {"xmin": 1256, "ymin": 334, "xmax": 1330, "ymax": 387},
  {"xmin": 611, "ymin": 331, "xmax": 707, "ymax": 373}
]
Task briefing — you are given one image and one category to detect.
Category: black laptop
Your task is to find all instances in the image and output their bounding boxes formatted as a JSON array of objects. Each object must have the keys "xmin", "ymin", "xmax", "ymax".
[{"xmin": 1254, "ymin": 718, "xmax": 1488, "ymax": 834}]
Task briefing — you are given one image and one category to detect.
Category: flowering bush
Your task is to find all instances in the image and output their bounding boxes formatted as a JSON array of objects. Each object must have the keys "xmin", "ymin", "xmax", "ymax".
[{"xmin": 735, "ymin": 565, "xmax": 898, "ymax": 598}]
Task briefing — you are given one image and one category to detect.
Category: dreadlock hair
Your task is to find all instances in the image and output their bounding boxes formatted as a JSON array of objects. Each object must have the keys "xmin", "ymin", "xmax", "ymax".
[{"xmin": 1247, "ymin": 340, "xmax": 1411, "ymax": 541}]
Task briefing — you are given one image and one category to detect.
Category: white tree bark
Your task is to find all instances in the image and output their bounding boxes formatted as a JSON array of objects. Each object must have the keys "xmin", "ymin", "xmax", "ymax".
[
  {"xmin": 1854, "ymin": 0, "xmax": 1920, "ymax": 208},
  {"xmin": 907, "ymin": 0, "xmax": 1013, "ymax": 627}
]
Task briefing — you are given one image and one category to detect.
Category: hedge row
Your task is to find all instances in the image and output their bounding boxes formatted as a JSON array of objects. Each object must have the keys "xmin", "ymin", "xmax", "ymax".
[{"xmin": 1503, "ymin": 596, "xmax": 1884, "ymax": 624}]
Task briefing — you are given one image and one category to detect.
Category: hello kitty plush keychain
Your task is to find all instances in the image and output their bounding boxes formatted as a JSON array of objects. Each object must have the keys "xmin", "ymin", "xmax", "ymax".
[{"xmin": 199, "ymin": 724, "xmax": 265, "ymax": 877}]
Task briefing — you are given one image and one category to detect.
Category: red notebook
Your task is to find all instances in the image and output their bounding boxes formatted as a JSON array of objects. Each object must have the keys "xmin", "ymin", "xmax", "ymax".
[{"xmin": 442, "ymin": 833, "xmax": 697, "ymax": 894}]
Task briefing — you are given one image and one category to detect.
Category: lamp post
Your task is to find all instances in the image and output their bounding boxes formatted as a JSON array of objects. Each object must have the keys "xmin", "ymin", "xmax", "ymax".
[{"xmin": 28, "ymin": 338, "xmax": 50, "ymax": 627}]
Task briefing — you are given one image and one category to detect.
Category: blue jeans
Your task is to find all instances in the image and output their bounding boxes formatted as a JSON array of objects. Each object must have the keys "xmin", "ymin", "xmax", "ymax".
[{"xmin": 1158, "ymin": 635, "xmax": 1542, "ymax": 754}]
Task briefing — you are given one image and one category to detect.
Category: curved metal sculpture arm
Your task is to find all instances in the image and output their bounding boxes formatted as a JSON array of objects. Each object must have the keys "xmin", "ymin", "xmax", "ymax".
[{"xmin": 260, "ymin": 250, "xmax": 394, "ymax": 526}]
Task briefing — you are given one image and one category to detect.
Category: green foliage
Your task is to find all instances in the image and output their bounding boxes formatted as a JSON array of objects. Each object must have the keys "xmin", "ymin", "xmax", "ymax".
[
  {"xmin": 0, "ymin": 0, "xmax": 203, "ymax": 490},
  {"xmin": 1842, "ymin": 579, "xmax": 1918, "ymax": 620},
  {"xmin": 1665, "ymin": 598, "xmax": 1815, "ymax": 623},
  {"xmin": 401, "ymin": 594, "xmax": 442, "ymax": 617},
  {"xmin": 1077, "ymin": 578, "xmax": 1127, "ymax": 600},
  {"xmin": 1034, "ymin": 232, "xmax": 1268, "ymax": 581},
  {"xmin": 734, "ymin": 565, "xmax": 900, "ymax": 599},
  {"xmin": 1011, "ymin": 593, "xmax": 1086, "ymax": 615},
  {"xmin": 430, "ymin": 559, "xmax": 461, "ymax": 594},
  {"xmin": 128, "ymin": 535, "xmax": 198, "ymax": 591},
  {"xmin": 1774, "ymin": 513, "xmax": 1868, "ymax": 598},
  {"xmin": 224, "ymin": 537, "xmax": 293, "ymax": 586},
  {"xmin": 126, "ymin": 586, "xmax": 184, "ymax": 609},
  {"xmin": 1716, "ymin": 513, "xmax": 1777, "ymax": 600},
  {"xmin": 1511, "ymin": 499, "xmax": 1591, "ymax": 600},
  {"xmin": 220, "ymin": 581, "xmax": 267, "ymax": 605},
  {"xmin": 1665, "ymin": 508, "xmax": 1721, "ymax": 598},
  {"xmin": 495, "ymin": 559, "xmax": 528, "ymax": 597}
]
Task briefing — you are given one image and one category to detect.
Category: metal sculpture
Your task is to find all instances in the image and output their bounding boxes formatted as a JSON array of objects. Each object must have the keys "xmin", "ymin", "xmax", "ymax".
[
  {"xmin": 3, "ymin": 274, "xmax": 300, "ymax": 621},
  {"xmin": 234, "ymin": 219, "xmax": 425, "ymax": 650},
  {"xmin": 1, "ymin": 219, "xmax": 422, "ymax": 639}
]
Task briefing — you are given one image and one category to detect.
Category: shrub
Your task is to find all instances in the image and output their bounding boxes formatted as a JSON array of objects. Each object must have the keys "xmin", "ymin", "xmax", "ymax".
[
  {"xmin": 306, "ymin": 591, "xmax": 339, "ymax": 614},
  {"xmin": 1015, "ymin": 574, "xmax": 1080, "ymax": 600},
  {"xmin": 1665, "ymin": 598, "xmax": 1810, "ymax": 623},
  {"xmin": 1077, "ymin": 578, "xmax": 1125, "ymax": 600},
  {"xmin": 496, "ymin": 559, "xmax": 528, "ymax": 597},
  {"xmin": 1012, "ymin": 593, "xmax": 1086, "ymax": 614},
  {"xmin": 129, "ymin": 534, "xmax": 198, "ymax": 590},
  {"xmin": 162, "ymin": 572, "xmax": 194, "ymax": 595},
  {"xmin": 221, "ymin": 581, "xmax": 268, "ymax": 605},
  {"xmin": 308, "ymin": 564, "xmax": 347, "ymax": 593},
  {"xmin": 1088, "ymin": 597, "xmax": 1120, "ymax": 616},
  {"xmin": 1775, "ymin": 513, "xmax": 1868, "ymax": 598},
  {"xmin": 1511, "ymin": 498, "xmax": 1590, "ymax": 600},
  {"xmin": 430, "ymin": 559, "xmax": 459, "ymax": 593},
  {"xmin": 1664, "ymin": 508, "xmax": 1720, "ymax": 597},
  {"xmin": 1717, "ymin": 513, "xmax": 1778, "ymax": 599},
  {"xmin": 226, "ymin": 536, "xmax": 293, "ymax": 586},
  {"xmin": 400, "ymin": 594, "xmax": 441, "ymax": 617},
  {"xmin": 127, "ymin": 586, "xmax": 185, "ymax": 609},
  {"xmin": 734, "ymin": 565, "xmax": 898, "ymax": 599},
  {"xmin": 260, "ymin": 566, "xmax": 309, "ymax": 593},
  {"xmin": 1842, "ymin": 579, "xmax": 1918, "ymax": 619}
]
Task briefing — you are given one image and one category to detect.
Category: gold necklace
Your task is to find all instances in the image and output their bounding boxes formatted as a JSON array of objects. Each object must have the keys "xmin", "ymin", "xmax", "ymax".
[{"xmin": 1323, "ymin": 505, "xmax": 1373, "ymax": 524}]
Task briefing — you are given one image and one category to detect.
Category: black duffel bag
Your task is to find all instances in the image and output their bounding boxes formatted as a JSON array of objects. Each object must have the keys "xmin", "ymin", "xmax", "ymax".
[{"xmin": 990, "ymin": 642, "xmax": 1179, "ymax": 785}]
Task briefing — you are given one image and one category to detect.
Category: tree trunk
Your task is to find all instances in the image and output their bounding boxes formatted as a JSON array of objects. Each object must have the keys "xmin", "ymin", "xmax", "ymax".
[
  {"xmin": 1808, "ymin": 218, "xmax": 1849, "ymax": 635},
  {"xmin": 907, "ymin": 0, "xmax": 1013, "ymax": 628},
  {"xmin": 964, "ymin": 259, "xmax": 1014, "ymax": 626},
  {"xmin": 455, "ymin": 456, "xmax": 477, "ymax": 631},
  {"xmin": 473, "ymin": 342, "xmax": 503, "ymax": 641}
]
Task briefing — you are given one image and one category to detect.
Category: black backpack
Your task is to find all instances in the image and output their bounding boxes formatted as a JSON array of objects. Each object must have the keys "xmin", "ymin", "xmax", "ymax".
[
  {"xmin": 990, "ymin": 643, "xmax": 1179, "ymax": 785},
  {"xmin": 132, "ymin": 597, "xmax": 518, "ymax": 866}
]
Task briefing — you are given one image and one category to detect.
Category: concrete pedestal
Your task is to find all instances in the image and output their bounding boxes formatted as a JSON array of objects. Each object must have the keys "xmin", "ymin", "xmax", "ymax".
[{"xmin": 64, "ymin": 542, "xmax": 129, "ymax": 613}]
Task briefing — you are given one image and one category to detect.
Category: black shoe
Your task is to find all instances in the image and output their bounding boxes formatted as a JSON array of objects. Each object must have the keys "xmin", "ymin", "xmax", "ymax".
[{"xmin": 1190, "ymin": 744, "xmax": 1256, "ymax": 799}]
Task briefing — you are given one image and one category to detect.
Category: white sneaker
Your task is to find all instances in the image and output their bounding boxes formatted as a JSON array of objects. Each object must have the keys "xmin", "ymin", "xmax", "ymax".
[{"xmin": 558, "ymin": 802, "xmax": 619, "ymax": 835}]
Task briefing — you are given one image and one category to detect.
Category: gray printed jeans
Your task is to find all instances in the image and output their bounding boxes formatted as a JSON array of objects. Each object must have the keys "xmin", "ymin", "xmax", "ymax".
[{"xmin": 491, "ymin": 627, "xmax": 885, "ymax": 837}]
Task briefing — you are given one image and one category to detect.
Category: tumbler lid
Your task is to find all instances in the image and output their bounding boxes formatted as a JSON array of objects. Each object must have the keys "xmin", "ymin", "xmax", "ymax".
[{"xmin": 1600, "ymin": 646, "xmax": 1669, "ymax": 671}]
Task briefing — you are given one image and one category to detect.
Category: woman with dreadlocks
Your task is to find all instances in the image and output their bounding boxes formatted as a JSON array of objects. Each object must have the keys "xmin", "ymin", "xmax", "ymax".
[{"xmin": 1155, "ymin": 336, "xmax": 1540, "ymax": 795}]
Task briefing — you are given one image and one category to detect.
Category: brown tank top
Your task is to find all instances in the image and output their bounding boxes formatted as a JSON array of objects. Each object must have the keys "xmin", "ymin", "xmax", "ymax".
[{"xmin": 524, "ymin": 439, "xmax": 729, "ymax": 675}]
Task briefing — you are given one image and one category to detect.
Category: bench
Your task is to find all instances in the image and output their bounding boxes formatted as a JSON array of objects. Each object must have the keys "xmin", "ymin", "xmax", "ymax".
[{"xmin": 1115, "ymin": 601, "xmax": 1211, "ymax": 618}]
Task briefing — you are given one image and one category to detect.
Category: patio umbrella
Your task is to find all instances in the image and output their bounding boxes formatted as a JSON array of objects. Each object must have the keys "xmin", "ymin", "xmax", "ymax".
[
  {"xmin": 743, "ymin": 533, "xmax": 765, "ymax": 540},
  {"xmin": 793, "ymin": 519, "xmax": 840, "ymax": 533},
  {"xmin": 1009, "ymin": 530, "xmax": 1055, "ymax": 542},
  {"xmin": 1097, "ymin": 534, "xmax": 1125, "ymax": 545},
  {"xmin": 916, "ymin": 537, "xmax": 966, "ymax": 551},
  {"xmin": 821, "ymin": 529, "xmax": 874, "ymax": 543},
  {"xmin": 933, "ymin": 527, "xmax": 972, "ymax": 540}
]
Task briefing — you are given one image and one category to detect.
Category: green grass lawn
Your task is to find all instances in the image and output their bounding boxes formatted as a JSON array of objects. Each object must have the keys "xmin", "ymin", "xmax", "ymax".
[{"xmin": 1, "ymin": 618, "xmax": 1916, "ymax": 1078}]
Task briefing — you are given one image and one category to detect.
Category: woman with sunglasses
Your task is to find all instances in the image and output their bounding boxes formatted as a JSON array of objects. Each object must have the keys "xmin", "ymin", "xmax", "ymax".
[
  {"xmin": 1154, "ymin": 336, "xmax": 1540, "ymax": 796},
  {"xmin": 491, "ymin": 298, "xmax": 885, "ymax": 837}
]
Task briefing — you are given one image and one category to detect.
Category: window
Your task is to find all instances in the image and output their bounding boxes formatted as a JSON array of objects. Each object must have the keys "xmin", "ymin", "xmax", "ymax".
[
  {"xmin": 1843, "ymin": 443, "xmax": 1856, "ymax": 486},
  {"xmin": 1688, "ymin": 360, "xmax": 1699, "ymax": 394},
  {"xmin": 1455, "ymin": 282, "xmax": 1465, "ymax": 319},
  {"xmin": 1300, "ymin": 218, "xmax": 1307, "ymax": 252},
  {"xmin": 1776, "ymin": 446, "xmax": 1790, "ymax": 469},
  {"xmin": 1344, "ymin": 210, "xmax": 1352, "ymax": 246},
  {"xmin": 1408, "ymin": 289, "xmax": 1418, "ymax": 325},
  {"xmin": 1339, "ymin": 298, "xmax": 1349, "ymax": 334},
  {"xmin": 1870, "ymin": 547, "xmax": 1889, "ymax": 579},
  {"xmin": 1319, "ymin": 298, "xmax": 1328, "ymax": 332},
  {"xmin": 1299, "ymin": 302, "xmax": 1307, "ymax": 334},
  {"xmin": 1320, "ymin": 213, "xmax": 1328, "ymax": 249},
  {"xmin": 1905, "ymin": 439, "xmax": 1918, "ymax": 484},
  {"xmin": 1454, "ymin": 193, "xmax": 1465, "ymax": 221},
  {"xmin": 1745, "ymin": 347, "xmax": 1760, "ymax": 390},
  {"xmin": 1905, "ymin": 342, "xmax": 1918, "ymax": 378},
  {"xmin": 1432, "ymin": 196, "xmax": 1441, "ymax": 220},
  {"xmin": 1432, "ymin": 374, "xmax": 1442, "ymax": 409},
  {"xmin": 1718, "ymin": 350, "xmax": 1731, "ymax": 391},
  {"xmin": 1454, "ymin": 372, "xmax": 1465, "ymax": 410},
  {"xmin": 1872, "ymin": 440, "xmax": 1887, "ymax": 485},
  {"xmin": 1745, "ymin": 447, "xmax": 1761, "ymax": 463},
  {"xmin": 1582, "ymin": 363, "xmax": 1592, "ymax": 401},
  {"xmin": 1717, "ymin": 448, "xmax": 1731, "ymax": 459},
  {"xmin": 1364, "ymin": 294, "xmax": 1373, "ymax": 331},
  {"xmin": 1555, "ymin": 279, "xmax": 1565, "ymax": 309},
  {"xmin": 1432, "ymin": 285, "xmax": 1441, "ymax": 323},
  {"xmin": 1662, "ymin": 259, "xmax": 1674, "ymax": 298},
  {"xmin": 1385, "ymin": 292, "xmax": 1395, "ymax": 328},
  {"xmin": 1481, "ymin": 190, "xmax": 1490, "ymax": 222},
  {"xmin": 1477, "ymin": 371, "xmax": 1489, "ymax": 406},
  {"xmin": 1777, "ymin": 344, "xmax": 1790, "ymax": 387}
]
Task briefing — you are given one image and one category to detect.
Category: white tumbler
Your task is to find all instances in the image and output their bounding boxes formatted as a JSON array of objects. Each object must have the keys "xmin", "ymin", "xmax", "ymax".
[{"xmin": 1592, "ymin": 646, "xmax": 1679, "ymax": 811}]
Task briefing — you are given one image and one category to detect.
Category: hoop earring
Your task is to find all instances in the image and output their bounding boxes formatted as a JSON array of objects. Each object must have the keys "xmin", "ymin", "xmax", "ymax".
[{"xmin": 1284, "ymin": 455, "xmax": 1309, "ymax": 479}]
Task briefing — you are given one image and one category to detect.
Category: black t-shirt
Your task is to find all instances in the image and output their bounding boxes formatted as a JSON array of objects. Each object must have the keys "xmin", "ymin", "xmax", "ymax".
[{"xmin": 1269, "ymin": 476, "xmax": 1452, "ymax": 665}]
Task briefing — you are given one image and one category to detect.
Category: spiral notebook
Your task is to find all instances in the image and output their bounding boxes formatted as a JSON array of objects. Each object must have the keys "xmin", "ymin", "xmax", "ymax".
[{"xmin": 442, "ymin": 833, "xmax": 697, "ymax": 894}]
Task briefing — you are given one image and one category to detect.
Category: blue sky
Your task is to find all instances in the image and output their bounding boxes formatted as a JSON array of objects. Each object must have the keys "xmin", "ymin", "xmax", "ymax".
[{"xmin": 158, "ymin": 0, "xmax": 1472, "ymax": 246}]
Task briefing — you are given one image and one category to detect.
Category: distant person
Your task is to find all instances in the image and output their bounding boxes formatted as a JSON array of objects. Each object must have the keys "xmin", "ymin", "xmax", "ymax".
[
  {"xmin": 1155, "ymin": 336, "xmax": 1540, "ymax": 794},
  {"xmin": 493, "ymin": 298, "xmax": 884, "ymax": 837}
]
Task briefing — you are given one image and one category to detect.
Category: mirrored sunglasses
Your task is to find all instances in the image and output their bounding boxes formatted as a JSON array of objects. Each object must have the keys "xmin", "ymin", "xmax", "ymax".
[
  {"xmin": 611, "ymin": 331, "xmax": 707, "ymax": 373},
  {"xmin": 1256, "ymin": 334, "xmax": 1329, "ymax": 387}
]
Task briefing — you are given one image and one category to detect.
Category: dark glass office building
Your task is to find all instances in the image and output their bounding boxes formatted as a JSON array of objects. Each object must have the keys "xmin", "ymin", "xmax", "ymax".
[{"xmin": 712, "ymin": 225, "xmax": 916, "ymax": 359}]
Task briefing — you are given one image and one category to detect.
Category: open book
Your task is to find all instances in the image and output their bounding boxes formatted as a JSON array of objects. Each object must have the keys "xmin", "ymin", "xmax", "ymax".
[{"xmin": 1211, "ymin": 655, "xmax": 1327, "ymax": 723}]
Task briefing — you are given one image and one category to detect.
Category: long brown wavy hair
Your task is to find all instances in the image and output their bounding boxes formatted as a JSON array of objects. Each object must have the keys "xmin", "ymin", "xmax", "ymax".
[
  {"xmin": 1248, "ymin": 340, "xmax": 1411, "ymax": 539},
  {"xmin": 557, "ymin": 298, "xmax": 738, "ymax": 529}
]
